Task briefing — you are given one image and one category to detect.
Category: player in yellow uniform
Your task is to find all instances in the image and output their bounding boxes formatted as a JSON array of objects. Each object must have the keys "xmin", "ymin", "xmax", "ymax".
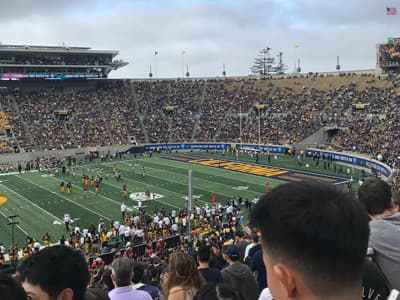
[
  {"xmin": 84, "ymin": 235, "xmax": 91, "ymax": 251},
  {"xmin": 84, "ymin": 175, "xmax": 89, "ymax": 186},
  {"xmin": 25, "ymin": 235, "xmax": 34, "ymax": 250},
  {"xmin": 42, "ymin": 232, "xmax": 51, "ymax": 247},
  {"xmin": 95, "ymin": 182, "xmax": 99, "ymax": 194},
  {"xmin": 66, "ymin": 181, "xmax": 72, "ymax": 194},
  {"xmin": 81, "ymin": 174, "xmax": 86, "ymax": 185},
  {"xmin": 23, "ymin": 246, "xmax": 30, "ymax": 259},
  {"xmin": 101, "ymin": 230, "xmax": 109, "ymax": 247},
  {"xmin": 90, "ymin": 176, "xmax": 95, "ymax": 187},
  {"xmin": 122, "ymin": 185, "xmax": 128, "ymax": 198},
  {"xmin": 60, "ymin": 181, "xmax": 65, "ymax": 193},
  {"xmin": 147, "ymin": 227, "xmax": 153, "ymax": 241},
  {"xmin": 83, "ymin": 185, "xmax": 88, "ymax": 198},
  {"xmin": 92, "ymin": 234, "xmax": 99, "ymax": 254},
  {"xmin": 0, "ymin": 252, "xmax": 4, "ymax": 266}
]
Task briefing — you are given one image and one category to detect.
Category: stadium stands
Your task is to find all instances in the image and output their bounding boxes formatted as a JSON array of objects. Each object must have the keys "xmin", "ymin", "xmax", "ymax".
[{"xmin": 0, "ymin": 74, "xmax": 399, "ymax": 186}]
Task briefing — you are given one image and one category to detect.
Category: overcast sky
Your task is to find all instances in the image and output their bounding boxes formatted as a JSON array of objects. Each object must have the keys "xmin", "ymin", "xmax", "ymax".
[{"xmin": 0, "ymin": 0, "xmax": 399, "ymax": 78}]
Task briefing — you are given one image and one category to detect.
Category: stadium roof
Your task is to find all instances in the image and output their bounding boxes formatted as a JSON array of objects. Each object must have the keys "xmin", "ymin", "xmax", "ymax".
[{"xmin": 0, "ymin": 44, "xmax": 119, "ymax": 57}]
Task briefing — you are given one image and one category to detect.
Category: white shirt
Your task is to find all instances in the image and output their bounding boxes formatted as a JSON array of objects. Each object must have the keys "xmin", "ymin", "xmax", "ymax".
[
  {"xmin": 63, "ymin": 214, "xmax": 71, "ymax": 223},
  {"xmin": 196, "ymin": 206, "xmax": 201, "ymax": 215},
  {"xmin": 163, "ymin": 217, "xmax": 170, "ymax": 226},
  {"xmin": 98, "ymin": 222, "xmax": 104, "ymax": 233},
  {"xmin": 114, "ymin": 221, "xmax": 120, "ymax": 230},
  {"xmin": 258, "ymin": 288, "xmax": 273, "ymax": 300},
  {"xmin": 136, "ymin": 229, "xmax": 143, "ymax": 237},
  {"xmin": 171, "ymin": 223, "xmax": 178, "ymax": 232},
  {"xmin": 244, "ymin": 243, "xmax": 255, "ymax": 259},
  {"xmin": 74, "ymin": 226, "xmax": 80, "ymax": 234},
  {"xmin": 124, "ymin": 227, "xmax": 132, "ymax": 237},
  {"xmin": 121, "ymin": 203, "xmax": 127, "ymax": 212},
  {"xmin": 119, "ymin": 225, "xmax": 126, "ymax": 236},
  {"xmin": 33, "ymin": 241, "xmax": 41, "ymax": 250}
]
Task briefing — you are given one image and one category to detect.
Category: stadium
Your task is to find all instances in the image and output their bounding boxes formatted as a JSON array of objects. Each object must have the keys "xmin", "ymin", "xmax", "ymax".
[{"xmin": 0, "ymin": 3, "xmax": 399, "ymax": 299}]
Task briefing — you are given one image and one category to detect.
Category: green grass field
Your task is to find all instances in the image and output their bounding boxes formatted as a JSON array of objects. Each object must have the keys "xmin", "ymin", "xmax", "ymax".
[{"xmin": 0, "ymin": 152, "xmax": 357, "ymax": 248}]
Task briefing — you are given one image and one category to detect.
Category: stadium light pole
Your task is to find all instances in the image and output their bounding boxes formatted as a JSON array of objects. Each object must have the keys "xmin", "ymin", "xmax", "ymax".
[
  {"xmin": 7, "ymin": 215, "xmax": 19, "ymax": 250},
  {"xmin": 188, "ymin": 169, "xmax": 192, "ymax": 243},
  {"xmin": 154, "ymin": 51, "xmax": 158, "ymax": 78},
  {"xmin": 258, "ymin": 107, "xmax": 261, "ymax": 145},
  {"xmin": 239, "ymin": 102, "xmax": 243, "ymax": 147},
  {"xmin": 181, "ymin": 50, "xmax": 186, "ymax": 78}
]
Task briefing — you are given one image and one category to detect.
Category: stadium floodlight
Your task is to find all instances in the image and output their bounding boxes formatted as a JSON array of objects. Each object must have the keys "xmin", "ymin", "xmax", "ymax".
[{"xmin": 222, "ymin": 64, "xmax": 226, "ymax": 77}]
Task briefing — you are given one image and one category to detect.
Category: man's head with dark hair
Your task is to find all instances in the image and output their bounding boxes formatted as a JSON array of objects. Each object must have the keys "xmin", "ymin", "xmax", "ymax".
[
  {"xmin": 197, "ymin": 245, "xmax": 212, "ymax": 264},
  {"xmin": 18, "ymin": 245, "xmax": 89, "ymax": 300},
  {"xmin": 250, "ymin": 181, "xmax": 370, "ymax": 300},
  {"xmin": 0, "ymin": 272, "xmax": 27, "ymax": 300},
  {"xmin": 111, "ymin": 257, "xmax": 134, "ymax": 287},
  {"xmin": 250, "ymin": 234, "xmax": 259, "ymax": 244},
  {"xmin": 132, "ymin": 262, "xmax": 145, "ymax": 284},
  {"xmin": 358, "ymin": 178, "xmax": 392, "ymax": 215}
]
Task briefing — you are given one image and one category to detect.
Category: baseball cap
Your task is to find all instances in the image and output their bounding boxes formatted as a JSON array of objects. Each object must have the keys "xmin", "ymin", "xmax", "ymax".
[{"xmin": 224, "ymin": 245, "xmax": 240, "ymax": 260}]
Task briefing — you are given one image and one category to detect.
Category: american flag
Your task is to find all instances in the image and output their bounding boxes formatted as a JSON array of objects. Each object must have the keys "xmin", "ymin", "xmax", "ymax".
[{"xmin": 387, "ymin": 7, "xmax": 397, "ymax": 15}]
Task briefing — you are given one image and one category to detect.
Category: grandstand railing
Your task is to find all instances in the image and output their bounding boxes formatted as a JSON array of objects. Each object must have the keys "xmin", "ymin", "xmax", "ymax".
[{"xmin": 307, "ymin": 148, "xmax": 394, "ymax": 181}]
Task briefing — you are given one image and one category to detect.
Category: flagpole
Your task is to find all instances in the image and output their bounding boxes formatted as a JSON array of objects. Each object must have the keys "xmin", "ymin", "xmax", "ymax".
[
  {"xmin": 181, "ymin": 51, "xmax": 185, "ymax": 78},
  {"xmin": 154, "ymin": 51, "xmax": 158, "ymax": 78}
]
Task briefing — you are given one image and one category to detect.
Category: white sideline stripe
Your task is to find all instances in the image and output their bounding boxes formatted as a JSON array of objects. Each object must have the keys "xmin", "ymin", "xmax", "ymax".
[
  {"xmin": 0, "ymin": 183, "xmax": 63, "ymax": 222},
  {"xmin": 17, "ymin": 175, "xmax": 110, "ymax": 221}
]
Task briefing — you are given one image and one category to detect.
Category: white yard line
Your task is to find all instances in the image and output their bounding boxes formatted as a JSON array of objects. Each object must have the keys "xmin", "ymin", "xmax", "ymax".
[
  {"xmin": 17, "ymin": 175, "xmax": 110, "ymax": 221},
  {"xmin": 0, "ymin": 210, "xmax": 29, "ymax": 236},
  {"xmin": 0, "ymin": 183, "xmax": 64, "ymax": 222}
]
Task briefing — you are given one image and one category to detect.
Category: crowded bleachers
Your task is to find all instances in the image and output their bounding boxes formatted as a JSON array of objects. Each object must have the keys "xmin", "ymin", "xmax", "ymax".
[{"xmin": 0, "ymin": 74, "xmax": 399, "ymax": 177}]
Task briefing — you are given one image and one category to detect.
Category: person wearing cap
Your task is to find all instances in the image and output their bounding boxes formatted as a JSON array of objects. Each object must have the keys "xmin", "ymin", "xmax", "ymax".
[{"xmin": 221, "ymin": 244, "xmax": 259, "ymax": 300}]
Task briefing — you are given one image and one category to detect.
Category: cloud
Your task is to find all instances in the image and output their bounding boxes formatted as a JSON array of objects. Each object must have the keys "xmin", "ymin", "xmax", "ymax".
[{"xmin": 0, "ymin": 0, "xmax": 395, "ymax": 78}]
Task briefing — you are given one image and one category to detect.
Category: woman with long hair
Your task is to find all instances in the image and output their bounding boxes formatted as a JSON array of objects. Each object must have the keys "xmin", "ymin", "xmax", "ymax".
[{"xmin": 162, "ymin": 252, "xmax": 206, "ymax": 300}]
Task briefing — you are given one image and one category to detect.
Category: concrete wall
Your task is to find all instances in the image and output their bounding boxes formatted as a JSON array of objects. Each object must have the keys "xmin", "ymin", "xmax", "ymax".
[{"xmin": 0, "ymin": 144, "xmax": 131, "ymax": 166}]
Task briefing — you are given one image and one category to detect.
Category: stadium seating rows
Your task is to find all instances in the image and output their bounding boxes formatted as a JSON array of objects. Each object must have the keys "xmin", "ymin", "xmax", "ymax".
[{"xmin": 0, "ymin": 74, "xmax": 399, "ymax": 187}]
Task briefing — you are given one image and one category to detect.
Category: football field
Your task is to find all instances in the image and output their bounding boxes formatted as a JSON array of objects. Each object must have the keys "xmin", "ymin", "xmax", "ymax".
[{"xmin": 0, "ymin": 152, "xmax": 354, "ymax": 248}]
